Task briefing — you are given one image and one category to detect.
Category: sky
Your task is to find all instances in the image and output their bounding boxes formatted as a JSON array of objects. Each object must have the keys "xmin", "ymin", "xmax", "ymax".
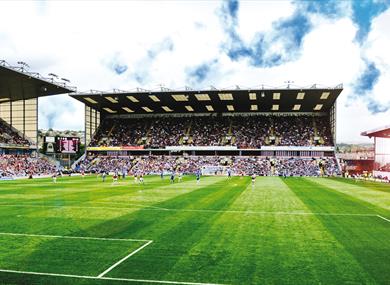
[{"xmin": 0, "ymin": 0, "xmax": 390, "ymax": 143}]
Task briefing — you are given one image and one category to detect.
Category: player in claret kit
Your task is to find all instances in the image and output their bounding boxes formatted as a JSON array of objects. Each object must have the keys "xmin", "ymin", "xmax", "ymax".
[{"xmin": 113, "ymin": 172, "xmax": 118, "ymax": 183}]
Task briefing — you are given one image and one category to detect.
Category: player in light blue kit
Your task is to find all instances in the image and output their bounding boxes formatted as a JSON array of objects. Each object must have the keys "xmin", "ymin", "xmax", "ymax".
[
  {"xmin": 196, "ymin": 170, "xmax": 201, "ymax": 184},
  {"xmin": 170, "ymin": 172, "xmax": 175, "ymax": 183},
  {"xmin": 227, "ymin": 168, "xmax": 232, "ymax": 179}
]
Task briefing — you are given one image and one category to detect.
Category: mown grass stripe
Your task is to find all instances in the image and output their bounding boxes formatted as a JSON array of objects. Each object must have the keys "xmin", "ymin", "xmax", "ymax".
[
  {"xmin": 0, "ymin": 203, "xmax": 379, "ymax": 217},
  {"xmin": 283, "ymin": 177, "xmax": 390, "ymax": 284}
]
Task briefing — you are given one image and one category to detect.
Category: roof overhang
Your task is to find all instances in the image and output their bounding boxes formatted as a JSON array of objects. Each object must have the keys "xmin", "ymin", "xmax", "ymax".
[
  {"xmin": 361, "ymin": 125, "xmax": 390, "ymax": 138},
  {"xmin": 70, "ymin": 86, "xmax": 343, "ymax": 115},
  {"xmin": 0, "ymin": 60, "xmax": 76, "ymax": 102}
]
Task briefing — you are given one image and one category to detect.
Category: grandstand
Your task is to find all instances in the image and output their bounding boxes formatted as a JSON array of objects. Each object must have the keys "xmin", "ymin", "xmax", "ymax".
[
  {"xmin": 71, "ymin": 85, "xmax": 342, "ymax": 176},
  {"xmin": 362, "ymin": 125, "xmax": 390, "ymax": 179},
  {"xmin": 0, "ymin": 60, "xmax": 75, "ymax": 178}
]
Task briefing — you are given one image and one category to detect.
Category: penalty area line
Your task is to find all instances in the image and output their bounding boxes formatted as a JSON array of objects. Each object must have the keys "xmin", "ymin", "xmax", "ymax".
[
  {"xmin": 0, "ymin": 232, "xmax": 150, "ymax": 242},
  {"xmin": 0, "ymin": 269, "xmax": 227, "ymax": 285},
  {"xmin": 97, "ymin": 240, "xmax": 153, "ymax": 278},
  {"xmin": 377, "ymin": 215, "xmax": 390, "ymax": 223}
]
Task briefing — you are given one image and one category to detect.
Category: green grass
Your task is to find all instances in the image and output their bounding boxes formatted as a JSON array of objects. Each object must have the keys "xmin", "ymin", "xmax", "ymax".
[{"xmin": 0, "ymin": 175, "xmax": 389, "ymax": 285}]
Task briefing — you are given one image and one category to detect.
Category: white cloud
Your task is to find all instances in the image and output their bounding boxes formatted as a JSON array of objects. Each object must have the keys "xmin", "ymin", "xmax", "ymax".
[
  {"xmin": 362, "ymin": 7, "xmax": 390, "ymax": 104},
  {"xmin": 236, "ymin": 1, "xmax": 295, "ymax": 43}
]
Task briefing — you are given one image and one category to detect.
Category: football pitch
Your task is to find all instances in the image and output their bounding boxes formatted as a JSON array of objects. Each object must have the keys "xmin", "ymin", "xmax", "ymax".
[{"xmin": 0, "ymin": 175, "xmax": 389, "ymax": 285}]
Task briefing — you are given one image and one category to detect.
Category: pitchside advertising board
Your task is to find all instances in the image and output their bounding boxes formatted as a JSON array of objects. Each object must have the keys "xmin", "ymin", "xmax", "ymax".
[{"xmin": 44, "ymin": 136, "xmax": 80, "ymax": 153}]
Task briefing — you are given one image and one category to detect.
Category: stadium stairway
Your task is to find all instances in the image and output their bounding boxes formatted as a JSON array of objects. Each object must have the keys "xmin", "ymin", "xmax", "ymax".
[
  {"xmin": 71, "ymin": 153, "xmax": 86, "ymax": 170},
  {"xmin": 107, "ymin": 123, "xmax": 116, "ymax": 137}
]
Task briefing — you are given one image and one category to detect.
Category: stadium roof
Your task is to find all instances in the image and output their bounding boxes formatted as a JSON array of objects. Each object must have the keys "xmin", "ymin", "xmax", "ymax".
[
  {"xmin": 70, "ymin": 85, "xmax": 343, "ymax": 115},
  {"xmin": 0, "ymin": 60, "xmax": 76, "ymax": 102},
  {"xmin": 361, "ymin": 125, "xmax": 390, "ymax": 138}
]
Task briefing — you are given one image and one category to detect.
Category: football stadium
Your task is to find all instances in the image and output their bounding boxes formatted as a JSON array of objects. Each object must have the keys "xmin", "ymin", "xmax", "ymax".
[{"xmin": 1, "ymin": 58, "xmax": 390, "ymax": 285}]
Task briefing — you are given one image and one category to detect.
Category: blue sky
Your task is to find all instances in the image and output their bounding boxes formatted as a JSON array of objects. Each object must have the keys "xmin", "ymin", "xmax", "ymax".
[{"xmin": 0, "ymin": 0, "xmax": 390, "ymax": 143}]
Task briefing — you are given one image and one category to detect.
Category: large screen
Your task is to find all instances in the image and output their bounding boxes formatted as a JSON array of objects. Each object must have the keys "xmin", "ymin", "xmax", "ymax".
[
  {"xmin": 56, "ymin": 137, "xmax": 80, "ymax": 153},
  {"xmin": 44, "ymin": 136, "xmax": 56, "ymax": 153}
]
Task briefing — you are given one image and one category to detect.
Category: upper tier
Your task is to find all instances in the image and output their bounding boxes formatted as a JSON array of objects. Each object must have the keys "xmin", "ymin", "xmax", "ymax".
[{"xmin": 90, "ymin": 115, "xmax": 333, "ymax": 148}]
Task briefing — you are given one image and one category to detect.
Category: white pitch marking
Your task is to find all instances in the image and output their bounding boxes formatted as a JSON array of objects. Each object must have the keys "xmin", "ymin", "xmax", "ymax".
[
  {"xmin": 377, "ymin": 215, "xmax": 390, "ymax": 223},
  {"xmin": 0, "ymin": 232, "xmax": 150, "ymax": 242},
  {"xmin": 0, "ymin": 203, "xmax": 379, "ymax": 217},
  {"xmin": 97, "ymin": 240, "xmax": 153, "ymax": 278},
  {"xmin": 0, "ymin": 269, "xmax": 227, "ymax": 285}
]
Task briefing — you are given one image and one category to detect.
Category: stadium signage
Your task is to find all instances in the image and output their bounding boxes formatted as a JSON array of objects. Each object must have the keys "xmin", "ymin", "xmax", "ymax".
[
  {"xmin": 87, "ymin": 146, "xmax": 122, "ymax": 151},
  {"xmin": 0, "ymin": 143, "xmax": 30, "ymax": 149},
  {"xmin": 166, "ymin": 146, "xmax": 238, "ymax": 151},
  {"xmin": 86, "ymin": 146, "xmax": 144, "ymax": 151},
  {"xmin": 122, "ymin": 146, "xmax": 145, "ymax": 150},
  {"xmin": 260, "ymin": 146, "xmax": 334, "ymax": 151}
]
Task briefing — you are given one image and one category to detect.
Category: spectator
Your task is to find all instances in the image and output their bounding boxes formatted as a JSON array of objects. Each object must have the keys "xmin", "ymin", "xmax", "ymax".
[{"xmin": 0, "ymin": 154, "xmax": 56, "ymax": 178}]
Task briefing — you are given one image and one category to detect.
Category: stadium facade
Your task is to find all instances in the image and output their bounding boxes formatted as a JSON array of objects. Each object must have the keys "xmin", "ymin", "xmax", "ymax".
[
  {"xmin": 362, "ymin": 125, "xmax": 390, "ymax": 178},
  {"xmin": 70, "ymin": 85, "xmax": 343, "ymax": 176}
]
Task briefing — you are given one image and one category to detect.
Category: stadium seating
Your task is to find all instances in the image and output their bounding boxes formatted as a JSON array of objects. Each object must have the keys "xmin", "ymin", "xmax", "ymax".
[
  {"xmin": 80, "ymin": 115, "xmax": 340, "ymax": 177},
  {"xmin": 0, "ymin": 154, "xmax": 56, "ymax": 177},
  {"xmin": 89, "ymin": 115, "xmax": 334, "ymax": 148},
  {"xmin": 0, "ymin": 120, "xmax": 30, "ymax": 145},
  {"xmin": 77, "ymin": 155, "xmax": 340, "ymax": 176}
]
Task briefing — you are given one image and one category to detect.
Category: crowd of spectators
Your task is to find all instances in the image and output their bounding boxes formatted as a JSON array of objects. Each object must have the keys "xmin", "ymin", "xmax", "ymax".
[
  {"xmin": 315, "ymin": 118, "xmax": 333, "ymax": 146},
  {"xmin": 189, "ymin": 116, "xmax": 230, "ymax": 146},
  {"xmin": 89, "ymin": 119, "xmax": 145, "ymax": 147},
  {"xmin": 148, "ymin": 118, "xmax": 190, "ymax": 148},
  {"xmin": 77, "ymin": 155, "xmax": 340, "ymax": 177},
  {"xmin": 0, "ymin": 120, "xmax": 30, "ymax": 145},
  {"xmin": 274, "ymin": 116, "xmax": 314, "ymax": 146},
  {"xmin": 0, "ymin": 154, "xmax": 56, "ymax": 178},
  {"xmin": 230, "ymin": 156, "xmax": 339, "ymax": 176},
  {"xmin": 77, "ymin": 156, "xmax": 135, "ymax": 174},
  {"xmin": 232, "ymin": 116, "xmax": 271, "ymax": 148},
  {"xmin": 89, "ymin": 115, "xmax": 334, "ymax": 149}
]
